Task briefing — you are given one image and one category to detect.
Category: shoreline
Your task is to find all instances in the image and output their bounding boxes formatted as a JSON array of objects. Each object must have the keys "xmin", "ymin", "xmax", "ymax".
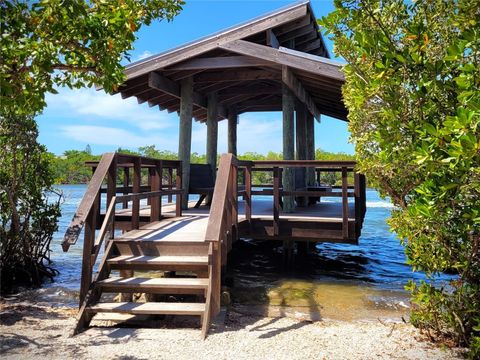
[{"xmin": 0, "ymin": 298, "xmax": 465, "ymax": 360}]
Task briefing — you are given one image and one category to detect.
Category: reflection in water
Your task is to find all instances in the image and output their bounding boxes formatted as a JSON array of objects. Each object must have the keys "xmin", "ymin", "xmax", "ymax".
[{"xmin": 45, "ymin": 185, "xmax": 450, "ymax": 320}]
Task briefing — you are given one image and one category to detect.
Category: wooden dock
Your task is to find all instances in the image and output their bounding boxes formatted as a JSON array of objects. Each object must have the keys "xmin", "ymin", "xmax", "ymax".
[{"xmin": 62, "ymin": 152, "xmax": 366, "ymax": 337}]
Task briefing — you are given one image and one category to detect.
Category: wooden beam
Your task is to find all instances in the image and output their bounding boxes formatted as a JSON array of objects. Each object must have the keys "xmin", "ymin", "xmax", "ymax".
[
  {"xmin": 266, "ymin": 29, "xmax": 280, "ymax": 49},
  {"xmin": 194, "ymin": 69, "xmax": 280, "ymax": 83},
  {"xmin": 219, "ymin": 40, "xmax": 344, "ymax": 82},
  {"xmin": 149, "ymin": 72, "xmax": 227, "ymax": 118},
  {"xmin": 294, "ymin": 32, "xmax": 318, "ymax": 46},
  {"xmin": 178, "ymin": 77, "xmax": 193, "ymax": 210},
  {"xmin": 166, "ymin": 56, "xmax": 273, "ymax": 71},
  {"xmin": 121, "ymin": 83, "xmax": 150, "ymax": 99},
  {"xmin": 282, "ymin": 66, "xmax": 321, "ymax": 121},
  {"xmin": 282, "ymin": 84, "xmax": 295, "ymax": 213}
]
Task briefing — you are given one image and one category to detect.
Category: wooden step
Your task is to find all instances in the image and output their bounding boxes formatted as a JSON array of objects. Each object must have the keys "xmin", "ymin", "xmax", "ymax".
[
  {"xmin": 88, "ymin": 302, "xmax": 205, "ymax": 316},
  {"xmin": 96, "ymin": 277, "xmax": 208, "ymax": 294},
  {"xmin": 107, "ymin": 255, "xmax": 209, "ymax": 271},
  {"xmin": 113, "ymin": 239, "xmax": 209, "ymax": 257}
]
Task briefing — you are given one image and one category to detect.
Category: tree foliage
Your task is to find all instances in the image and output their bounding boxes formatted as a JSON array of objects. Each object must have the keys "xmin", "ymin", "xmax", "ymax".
[
  {"xmin": 50, "ymin": 146, "xmax": 355, "ymax": 186},
  {"xmin": 320, "ymin": 0, "xmax": 479, "ymax": 354},
  {"xmin": 0, "ymin": 114, "xmax": 61, "ymax": 293},
  {"xmin": 1, "ymin": 0, "xmax": 183, "ymax": 116}
]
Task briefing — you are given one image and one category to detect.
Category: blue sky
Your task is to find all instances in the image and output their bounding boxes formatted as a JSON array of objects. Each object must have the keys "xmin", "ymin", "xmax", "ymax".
[{"xmin": 37, "ymin": 0, "xmax": 354, "ymax": 156}]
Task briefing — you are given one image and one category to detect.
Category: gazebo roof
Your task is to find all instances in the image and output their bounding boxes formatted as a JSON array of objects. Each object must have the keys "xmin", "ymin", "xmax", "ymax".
[{"xmin": 117, "ymin": 0, "xmax": 347, "ymax": 122}]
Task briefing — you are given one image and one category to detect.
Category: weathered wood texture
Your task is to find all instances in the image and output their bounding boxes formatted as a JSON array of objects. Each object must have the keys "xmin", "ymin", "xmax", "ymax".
[
  {"xmin": 306, "ymin": 112, "xmax": 315, "ymax": 186},
  {"xmin": 179, "ymin": 77, "xmax": 193, "ymax": 209},
  {"xmin": 282, "ymin": 84, "xmax": 295, "ymax": 213},
  {"xmin": 206, "ymin": 93, "xmax": 218, "ymax": 179},
  {"xmin": 295, "ymin": 102, "xmax": 307, "ymax": 207},
  {"xmin": 125, "ymin": 2, "xmax": 309, "ymax": 78},
  {"xmin": 228, "ymin": 110, "xmax": 238, "ymax": 156},
  {"xmin": 114, "ymin": 1, "xmax": 347, "ymax": 122}
]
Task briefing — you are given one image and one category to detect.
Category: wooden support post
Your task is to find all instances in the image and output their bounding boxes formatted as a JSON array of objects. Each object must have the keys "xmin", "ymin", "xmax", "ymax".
[
  {"xmin": 175, "ymin": 164, "xmax": 183, "ymax": 217},
  {"xmin": 341, "ymin": 167, "xmax": 349, "ymax": 240},
  {"xmin": 306, "ymin": 112, "xmax": 315, "ymax": 186},
  {"xmin": 168, "ymin": 168, "xmax": 173, "ymax": 203},
  {"xmin": 178, "ymin": 76, "xmax": 193, "ymax": 209},
  {"xmin": 91, "ymin": 166, "xmax": 101, "ymax": 226},
  {"xmin": 232, "ymin": 165, "xmax": 238, "ymax": 245},
  {"xmin": 107, "ymin": 155, "xmax": 117, "ymax": 209},
  {"xmin": 79, "ymin": 200, "xmax": 97, "ymax": 307},
  {"xmin": 282, "ymin": 83, "xmax": 295, "ymax": 213},
  {"xmin": 151, "ymin": 163, "xmax": 162, "ymax": 222},
  {"xmin": 122, "ymin": 167, "xmax": 129, "ymax": 209},
  {"xmin": 295, "ymin": 101, "xmax": 307, "ymax": 207},
  {"xmin": 228, "ymin": 110, "xmax": 238, "ymax": 156},
  {"xmin": 132, "ymin": 158, "xmax": 141, "ymax": 230},
  {"xmin": 206, "ymin": 92, "xmax": 218, "ymax": 202}
]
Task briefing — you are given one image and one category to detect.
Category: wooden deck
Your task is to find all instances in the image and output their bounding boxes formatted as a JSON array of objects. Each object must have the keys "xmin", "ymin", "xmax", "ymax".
[
  {"xmin": 63, "ymin": 153, "xmax": 366, "ymax": 337},
  {"xmin": 115, "ymin": 198, "xmax": 357, "ymax": 245}
]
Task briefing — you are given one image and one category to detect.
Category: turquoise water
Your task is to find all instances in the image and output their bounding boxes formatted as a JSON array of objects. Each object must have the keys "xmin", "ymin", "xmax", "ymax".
[{"xmin": 44, "ymin": 184, "xmax": 448, "ymax": 314}]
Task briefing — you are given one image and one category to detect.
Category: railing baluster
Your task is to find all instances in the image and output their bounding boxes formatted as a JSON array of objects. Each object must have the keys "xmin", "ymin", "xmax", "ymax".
[
  {"xmin": 150, "ymin": 162, "xmax": 162, "ymax": 222},
  {"xmin": 175, "ymin": 164, "xmax": 183, "ymax": 217},
  {"xmin": 168, "ymin": 168, "xmax": 173, "ymax": 203},
  {"xmin": 245, "ymin": 165, "xmax": 252, "ymax": 222},
  {"xmin": 273, "ymin": 166, "xmax": 280, "ymax": 236},
  {"xmin": 107, "ymin": 154, "xmax": 117, "ymax": 208},
  {"xmin": 341, "ymin": 167, "xmax": 349, "ymax": 240},
  {"xmin": 132, "ymin": 157, "xmax": 141, "ymax": 229},
  {"xmin": 122, "ymin": 167, "xmax": 129, "ymax": 209}
]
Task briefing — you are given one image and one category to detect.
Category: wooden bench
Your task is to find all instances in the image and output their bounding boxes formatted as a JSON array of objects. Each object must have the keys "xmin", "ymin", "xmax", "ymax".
[{"xmin": 189, "ymin": 164, "xmax": 215, "ymax": 208}]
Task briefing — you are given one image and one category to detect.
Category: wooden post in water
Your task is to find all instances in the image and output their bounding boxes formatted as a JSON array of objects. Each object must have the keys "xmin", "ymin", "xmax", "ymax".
[
  {"xmin": 228, "ymin": 109, "xmax": 237, "ymax": 156},
  {"xmin": 178, "ymin": 76, "xmax": 193, "ymax": 210},
  {"xmin": 206, "ymin": 93, "xmax": 218, "ymax": 203},
  {"xmin": 282, "ymin": 82, "xmax": 295, "ymax": 213},
  {"xmin": 295, "ymin": 101, "xmax": 307, "ymax": 207}
]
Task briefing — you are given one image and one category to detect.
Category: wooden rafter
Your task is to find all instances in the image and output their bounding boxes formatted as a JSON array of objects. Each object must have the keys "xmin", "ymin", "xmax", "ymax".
[{"xmin": 149, "ymin": 72, "xmax": 227, "ymax": 118}]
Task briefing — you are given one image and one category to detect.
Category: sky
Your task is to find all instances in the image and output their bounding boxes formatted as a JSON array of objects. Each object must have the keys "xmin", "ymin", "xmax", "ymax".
[{"xmin": 37, "ymin": 0, "xmax": 354, "ymax": 156}]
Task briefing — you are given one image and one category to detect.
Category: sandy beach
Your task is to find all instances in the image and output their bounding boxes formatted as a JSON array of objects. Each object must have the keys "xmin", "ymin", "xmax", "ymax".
[{"xmin": 0, "ymin": 298, "xmax": 464, "ymax": 360}]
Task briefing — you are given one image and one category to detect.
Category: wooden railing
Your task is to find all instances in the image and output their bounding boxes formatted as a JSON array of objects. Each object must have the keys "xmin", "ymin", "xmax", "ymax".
[
  {"xmin": 61, "ymin": 152, "xmax": 183, "ymax": 305},
  {"xmin": 201, "ymin": 156, "xmax": 368, "ymax": 336},
  {"xmin": 202, "ymin": 153, "xmax": 253, "ymax": 337},
  {"xmin": 243, "ymin": 160, "xmax": 366, "ymax": 240}
]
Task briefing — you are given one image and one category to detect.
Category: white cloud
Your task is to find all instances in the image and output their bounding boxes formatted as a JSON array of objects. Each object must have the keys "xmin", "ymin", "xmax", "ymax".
[
  {"xmin": 60, "ymin": 125, "xmax": 177, "ymax": 149},
  {"xmin": 46, "ymin": 87, "xmax": 176, "ymax": 131},
  {"xmin": 135, "ymin": 50, "xmax": 153, "ymax": 61}
]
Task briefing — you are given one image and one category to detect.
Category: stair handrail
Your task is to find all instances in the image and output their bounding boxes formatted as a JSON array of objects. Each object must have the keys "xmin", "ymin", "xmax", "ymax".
[
  {"xmin": 62, "ymin": 152, "xmax": 116, "ymax": 251},
  {"xmin": 202, "ymin": 153, "xmax": 251, "ymax": 337}
]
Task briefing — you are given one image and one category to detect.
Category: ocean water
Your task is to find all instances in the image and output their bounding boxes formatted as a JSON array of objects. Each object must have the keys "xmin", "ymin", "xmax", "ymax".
[{"xmin": 43, "ymin": 185, "xmax": 448, "ymax": 318}]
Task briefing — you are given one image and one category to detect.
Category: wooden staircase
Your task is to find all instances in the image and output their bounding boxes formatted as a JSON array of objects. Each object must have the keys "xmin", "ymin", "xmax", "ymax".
[{"xmin": 75, "ymin": 238, "xmax": 212, "ymax": 336}]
